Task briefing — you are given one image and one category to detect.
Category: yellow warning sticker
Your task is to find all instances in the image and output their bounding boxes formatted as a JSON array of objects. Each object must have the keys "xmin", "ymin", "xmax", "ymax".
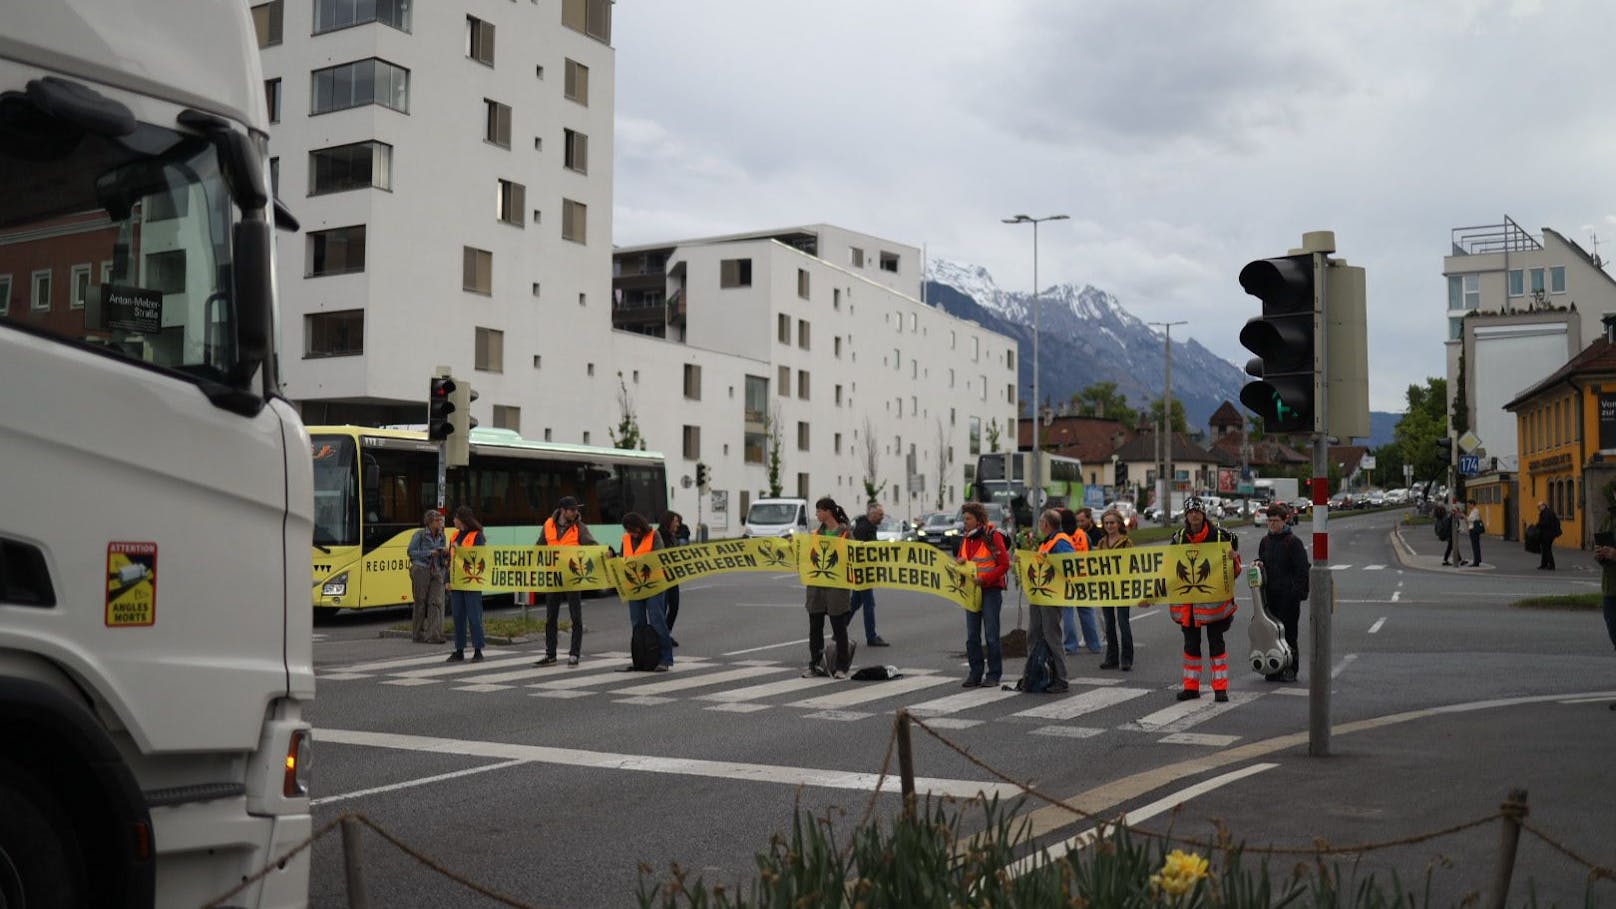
[{"xmin": 106, "ymin": 541, "xmax": 157, "ymax": 627}]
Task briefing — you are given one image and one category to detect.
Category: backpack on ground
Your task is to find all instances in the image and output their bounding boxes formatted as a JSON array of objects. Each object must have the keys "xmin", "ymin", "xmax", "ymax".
[
  {"xmin": 1010, "ymin": 636, "xmax": 1056, "ymax": 693},
  {"xmin": 630, "ymin": 622, "xmax": 661, "ymax": 671}
]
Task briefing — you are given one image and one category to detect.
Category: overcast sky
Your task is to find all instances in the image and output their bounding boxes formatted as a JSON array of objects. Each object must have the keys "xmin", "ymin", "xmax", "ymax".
[{"xmin": 610, "ymin": 0, "xmax": 1616, "ymax": 412}]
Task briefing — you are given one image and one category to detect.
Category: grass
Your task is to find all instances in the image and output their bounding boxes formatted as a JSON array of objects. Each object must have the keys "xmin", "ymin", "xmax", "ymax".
[{"xmin": 1512, "ymin": 593, "xmax": 1601, "ymax": 610}]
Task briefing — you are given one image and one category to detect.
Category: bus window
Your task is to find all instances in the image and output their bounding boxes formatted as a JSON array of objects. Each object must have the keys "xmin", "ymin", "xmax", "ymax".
[{"xmin": 312, "ymin": 435, "xmax": 359, "ymax": 547}]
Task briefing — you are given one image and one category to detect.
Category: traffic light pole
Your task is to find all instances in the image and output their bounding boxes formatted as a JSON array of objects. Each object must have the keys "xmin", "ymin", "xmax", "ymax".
[
  {"xmin": 437, "ymin": 445, "xmax": 448, "ymax": 512},
  {"xmin": 1306, "ymin": 243, "xmax": 1333, "ymax": 758}
]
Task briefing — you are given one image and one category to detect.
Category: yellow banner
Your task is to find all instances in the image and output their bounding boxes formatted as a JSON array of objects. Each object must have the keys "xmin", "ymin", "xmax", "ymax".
[
  {"xmin": 796, "ymin": 537, "xmax": 980, "ymax": 611},
  {"xmin": 450, "ymin": 545, "xmax": 615, "ymax": 592},
  {"xmin": 608, "ymin": 537, "xmax": 798, "ymax": 600},
  {"xmin": 1017, "ymin": 542, "xmax": 1236, "ymax": 607}
]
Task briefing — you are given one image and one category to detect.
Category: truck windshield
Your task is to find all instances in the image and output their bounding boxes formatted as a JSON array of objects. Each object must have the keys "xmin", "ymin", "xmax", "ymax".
[
  {"xmin": 311, "ymin": 435, "xmax": 360, "ymax": 547},
  {"xmin": 0, "ymin": 115, "xmax": 247, "ymax": 381}
]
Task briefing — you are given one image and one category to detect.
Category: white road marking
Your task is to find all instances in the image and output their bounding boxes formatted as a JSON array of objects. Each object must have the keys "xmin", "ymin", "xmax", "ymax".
[
  {"xmin": 1328, "ymin": 564, "xmax": 1352, "ymax": 571},
  {"xmin": 311, "ymin": 759, "xmax": 530, "ymax": 807},
  {"xmin": 1067, "ymin": 676, "xmax": 1126, "ymax": 687},
  {"xmin": 390, "ymin": 656, "xmax": 538, "ymax": 678},
  {"xmin": 1012, "ymin": 686, "xmax": 1152, "ymax": 721},
  {"xmin": 613, "ymin": 695, "xmax": 676, "ymax": 706},
  {"xmin": 1274, "ymin": 688, "xmax": 1310, "ymax": 696},
  {"xmin": 923, "ymin": 718, "xmax": 984, "ymax": 730},
  {"xmin": 906, "ymin": 686, "xmax": 1024, "ymax": 716},
  {"xmin": 1558, "ymin": 695, "xmax": 1616, "ymax": 704},
  {"xmin": 1363, "ymin": 564, "xmax": 1386, "ymax": 571},
  {"xmin": 454, "ymin": 683, "xmax": 514, "ymax": 693},
  {"xmin": 732, "ymin": 659, "xmax": 782, "ymax": 666},
  {"xmin": 696, "ymin": 675, "xmax": 841, "ymax": 703},
  {"xmin": 529, "ymin": 690, "xmax": 594, "ymax": 700},
  {"xmin": 318, "ymin": 673, "xmax": 374, "ymax": 681},
  {"xmin": 722, "ymin": 638, "xmax": 810, "ymax": 656},
  {"xmin": 1390, "ymin": 589, "xmax": 1401, "ymax": 603},
  {"xmin": 1368, "ymin": 617, "xmax": 1387, "ymax": 634},
  {"xmin": 1006, "ymin": 763, "xmax": 1279, "ymax": 878},
  {"xmin": 318, "ymin": 728, "xmax": 1024, "ymax": 799},
  {"xmin": 1122, "ymin": 691, "xmax": 1260, "ymax": 733},
  {"xmin": 331, "ymin": 651, "xmax": 515, "ymax": 673},
  {"xmin": 788, "ymin": 674, "xmax": 956, "ymax": 709},
  {"xmin": 1332, "ymin": 653, "xmax": 1358, "ymax": 678},
  {"xmin": 805, "ymin": 710, "xmax": 872, "ymax": 721},
  {"xmin": 379, "ymin": 678, "xmax": 438, "ymax": 687},
  {"xmin": 1029, "ymin": 726, "xmax": 1104, "ymax": 739},
  {"xmin": 1159, "ymin": 732, "xmax": 1240, "ymax": 747},
  {"xmin": 526, "ymin": 661, "xmax": 713, "ymax": 691},
  {"xmin": 613, "ymin": 665, "xmax": 791, "ymax": 696},
  {"xmin": 705, "ymin": 702, "xmax": 771, "ymax": 714}
]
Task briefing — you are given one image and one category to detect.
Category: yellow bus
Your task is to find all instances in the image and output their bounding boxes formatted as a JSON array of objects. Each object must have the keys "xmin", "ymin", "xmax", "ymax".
[{"xmin": 310, "ymin": 426, "xmax": 667, "ymax": 611}]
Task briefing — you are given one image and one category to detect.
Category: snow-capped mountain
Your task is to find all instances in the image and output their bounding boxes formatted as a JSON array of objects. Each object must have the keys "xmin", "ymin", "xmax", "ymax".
[{"xmin": 923, "ymin": 257, "xmax": 1248, "ymax": 431}]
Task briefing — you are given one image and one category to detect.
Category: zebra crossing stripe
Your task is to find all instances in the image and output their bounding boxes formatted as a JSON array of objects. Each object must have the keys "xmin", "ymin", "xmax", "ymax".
[
  {"xmin": 526, "ymin": 661, "xmax": 715, "ymax": 691},
  {"xmin": 788, "ymin": 674, "xmax": 956, "ymax": 710},
  {"xmin": 1159, "ymin": 732, "xmax": 1240, "ymax": 746},
  {"xmin": 1011, "ymin": 686, "xmax": 1153, "ymax": 721},
  {"xmin": 696, "ymin": 675, "xmax": 841, "ymax": 703},
  {"xmin": 1363, "ymin": 564, "xmax": 1386, "ymax": 571},
  {"xmin": 390, "ymin": 656, "xmax": 537, "ymax": 679},
  {"xmin": 612, "ymin": 665, "xmax": 793, "ymax": 696},
  {"xmin": 906, "ymin": 687, "xmax": 1023, "ymax": 717},
  {"xmin": 332, "ymin": 651, "xmax": 514, "ymax": 673},
  {"xmin": 1030, "ymin": 726, "xmax": 1104, "ymax": 739},
  {"xmin": 1122, "ymin": 691, "xmax": 1261, "ymax": 733}
]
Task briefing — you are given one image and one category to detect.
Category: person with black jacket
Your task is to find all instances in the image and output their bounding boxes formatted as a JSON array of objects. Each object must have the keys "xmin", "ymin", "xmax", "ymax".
[
  {"xmin": 1256, "ymin": 503, "xmax": 1310, "ymax": 682},
  {"xmin": 534, "ymin": 495, "xmax": 598, "ymax": 667},
  {"xmin": 1438, "ymin": 501, "xmax": 1466, "ymax": 566},
  {"xmin": 1536, "ymin": 501, "xmax": 1562, "ymax": 570},
  {"xmin": 658, "ymin": 511, "xmax": 691, "ymax": 643},
  {"xmin": 848, "ymin": 503, "xmax": 891, "ymax": 646}
]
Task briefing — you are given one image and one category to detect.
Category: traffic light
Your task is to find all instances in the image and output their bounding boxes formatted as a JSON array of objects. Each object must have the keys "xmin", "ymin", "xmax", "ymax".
[
  {"xmin": 695, "ymin": 462, "xmax": 710, "ymax": 489},
  {"xmin": 1436, "ymin": 436, "xmax": 1454, "ymax": 459},
  {"xmin": 428, "ymin": 375, "xmax": 457, "ymax": 441},
  {"xmin": 445, "ymin": 380, "xmax": 478, "ymax": 468},
  {"xmin": 1238, "ymin": 254, "xmax": 1317, "ymax": 434},
  {"xmin": 1114, "ymin": 461, "xmax": 1128, "ymax": 487}
]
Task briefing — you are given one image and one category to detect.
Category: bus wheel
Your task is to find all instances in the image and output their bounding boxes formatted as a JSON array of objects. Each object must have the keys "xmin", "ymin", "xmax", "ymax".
[{"xmin": 0, "ymin": 762, "xmax": 85, "ymax": 909}]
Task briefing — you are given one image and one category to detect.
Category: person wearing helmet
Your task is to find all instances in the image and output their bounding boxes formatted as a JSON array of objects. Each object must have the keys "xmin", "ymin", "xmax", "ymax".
[{"xmin": 1167, "ymin": 496, "xmax": 1240, "ymax": 702}]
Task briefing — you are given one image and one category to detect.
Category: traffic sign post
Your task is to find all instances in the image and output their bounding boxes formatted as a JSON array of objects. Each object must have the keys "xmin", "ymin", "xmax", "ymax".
[{"xmin": 1459, "ymin": 455, "xmax": 1481, "ymax": 477}]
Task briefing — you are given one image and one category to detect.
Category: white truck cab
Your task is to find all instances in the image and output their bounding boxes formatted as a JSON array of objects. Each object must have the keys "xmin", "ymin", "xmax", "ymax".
[{"xmin": 743, "ymin": 498, "xmax": 811, "ymax": 537}]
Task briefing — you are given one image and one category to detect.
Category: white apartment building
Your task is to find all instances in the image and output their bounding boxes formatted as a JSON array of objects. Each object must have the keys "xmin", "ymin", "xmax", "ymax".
[
  {"xmin": 1442, "ymin": 217, "xmax": 1616, "ymax": 469},
  {"xmin": 612, "ymin": 226, "xmax": 1020, "ymax": 530},
  {"xmin": 255, "ymin": 0, "xmax": 617, "ymax": 430}
]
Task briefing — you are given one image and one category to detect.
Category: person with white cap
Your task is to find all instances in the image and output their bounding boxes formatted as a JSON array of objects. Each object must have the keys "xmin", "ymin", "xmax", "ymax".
[
  {"xmin": 534, "ymin": 495, "xmax": 597, "ymax": 667},
  {"xmin": 1166, "ymin": 496, "xmax": 1240, "ymax": 702}
]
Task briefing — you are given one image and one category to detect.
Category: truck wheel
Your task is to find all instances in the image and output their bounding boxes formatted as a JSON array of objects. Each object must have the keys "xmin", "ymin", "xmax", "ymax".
[{"xmin": 0, "ymin": 763, "xmax": 85, "ymax": 909}]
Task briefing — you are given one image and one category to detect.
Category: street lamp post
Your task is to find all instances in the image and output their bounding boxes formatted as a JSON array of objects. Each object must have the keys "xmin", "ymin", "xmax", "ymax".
[
  {"xmin": 1148, "ymin": 321, "xmax": 1186, "ymax": 526},
  {"xmin": 1003, "ymin": 213, "xmax": 1068, "ymax": 520}
]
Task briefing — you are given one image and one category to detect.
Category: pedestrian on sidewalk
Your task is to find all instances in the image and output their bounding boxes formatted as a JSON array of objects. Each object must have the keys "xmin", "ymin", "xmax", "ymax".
[
  {"xmin": 848, "ymin": 502, "xmax": 891, "ymax": 647},
  {"xmin": 1437, "ymin": 501, "xmax": 1465, "ymax": 566},
  {"xmin": 445, "ymin": 506, "xmax": 486, "ymax": 663},
  {"xmin": 1467, "ymin": 500, "xmax": 1485, "ymax": 567},
  {"xmin": 535, "ymin": 495, "xmax": 597, "ymax": 667},
  {"xmin": 1168, "ymin": 497, "xmax": 1240, "ymax": 702},
  {"xmin": 1256, "ymin": 503, "xmax": 1309, "ymax": 682},
  {"xmin": 1536, "ymin": 501, "xmax": 1561, "ymax": 570},
  {"xmin": 407, "ymin": 509, "xmax": 448, "ymax": 644}
]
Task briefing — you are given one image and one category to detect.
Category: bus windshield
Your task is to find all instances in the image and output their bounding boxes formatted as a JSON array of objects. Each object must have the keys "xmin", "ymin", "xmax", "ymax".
[
  {"xmin": 0, "ymin": 106, "xmax": 253, "ymax": 383},
  {"xmin": 311, "ymin": 435, "xmax": 359, "ymax": 547}
]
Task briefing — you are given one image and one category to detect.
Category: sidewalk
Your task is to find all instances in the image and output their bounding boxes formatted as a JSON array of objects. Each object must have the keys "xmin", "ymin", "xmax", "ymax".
[{"xmin": 1390, "ymin": 516, "xmax": 1593, "ymax": 576}]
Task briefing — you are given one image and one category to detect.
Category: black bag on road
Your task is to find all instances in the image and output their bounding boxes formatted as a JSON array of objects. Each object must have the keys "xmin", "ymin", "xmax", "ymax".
[{"xmin": 630, "ymin": 623, "xmax": 661, "ymax": 671}]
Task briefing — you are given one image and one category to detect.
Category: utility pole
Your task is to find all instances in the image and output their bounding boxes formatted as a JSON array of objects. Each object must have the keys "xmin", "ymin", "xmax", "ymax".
[
  {"xmin": 1149, "ymin": 321, "xmax": 1186, "ymax": 526},
  {"xmin": 1003, "ymin": 213, "xmax": 1068, "ymax": 518}
]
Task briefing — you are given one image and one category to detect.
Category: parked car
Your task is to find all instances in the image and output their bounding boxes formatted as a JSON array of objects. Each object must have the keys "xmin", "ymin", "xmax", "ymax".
[
  {"xmin": 927, "ymin": 502, "xmax": 1011, "ymax": 550},
  {"xmin": 918, "ymin": 511, "xmax": 959, "ymax": 548},
  {"xmin": 875, "ymin": 516, "xmax": 913, "ymax": 542}
]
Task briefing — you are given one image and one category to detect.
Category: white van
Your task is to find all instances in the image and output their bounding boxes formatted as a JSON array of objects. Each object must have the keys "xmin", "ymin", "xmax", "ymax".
[{"xmin": 744, "ymin": 497, "xmax": 811, "ymax": 537}]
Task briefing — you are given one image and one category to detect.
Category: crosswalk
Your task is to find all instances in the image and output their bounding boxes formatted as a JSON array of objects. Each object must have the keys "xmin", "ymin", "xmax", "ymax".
[{"xmin": 319, "ymin": 649, "xmax": 1296, "ymax": 747}]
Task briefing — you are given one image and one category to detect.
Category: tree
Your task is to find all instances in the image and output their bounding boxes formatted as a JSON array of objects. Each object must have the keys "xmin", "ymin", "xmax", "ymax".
[
  {"xmin": 1071, "ymin": 381, "xmax": 1139, "ymax": 424},
  {"xmin": 607, "ymin": 372, "xmax": 647, "ymax": 450},
  {"xmin": 934, "ymin": 420, "xmax": 949, "ymax": 511},
  {"xmin": 765, "ymin": 405, "xmax": 784, "ymax": 497},
  {"xmin": 1148, "ymin": 397, "xmax": 1188, "ymax": 434},
  {"xmin": 986, "ymin": 418, "xmax": 1003, "ymax": 453},
  {"xmin": 861, "ymin": 417, "xmax": 885, "ymax": 504},
  {"xmin": 1393, "ymin": 377, "xmax": 1448, "ymax": 485}
]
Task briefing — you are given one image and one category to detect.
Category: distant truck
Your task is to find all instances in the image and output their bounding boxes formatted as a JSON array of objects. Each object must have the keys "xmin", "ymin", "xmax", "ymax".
[{"xmin": 1254, "ymin": 478, "xmax": 1300, "ymax": 505}]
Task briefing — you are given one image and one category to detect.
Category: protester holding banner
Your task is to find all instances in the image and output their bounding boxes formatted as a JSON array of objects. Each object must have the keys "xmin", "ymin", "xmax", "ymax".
[
  {"xmin": 446, "ymin": 506, "xmax": 486, "ymax": 664},
  {"xmin": 1057, "ymin": 509, "xmax": 1100, "ymax": 655},
  {"xmin": 1168, "ymin": 497, "xmax": 1240, "ymax": 702},
  {"xmin": 958, "ymin": 502, "xmax": 1011, "ymax": 688},
  {"xmin": 622, "ymin": 512, "xmax": 673, "ymax": 671},
  {"xmin": 535, "ymin": 495, "xmax": 597, "ymax": 667},
  {"xmin": 1093, "ymin": 509, "xmax": 1135, "ymax": 671},
  {"xmin": 848, "ymin": 502, "xmax": 892, "ymax": 648},
  {"xmin": 657, "ymin": 511, "xmax": 690, "ymax": 644},
  {"xmin": 803, "ymin": 497, "xmax": 855, "ymax": 679},
  {"xmin": 1030, "ymin": 510, "xmax": 1074, "ymax": 692}
]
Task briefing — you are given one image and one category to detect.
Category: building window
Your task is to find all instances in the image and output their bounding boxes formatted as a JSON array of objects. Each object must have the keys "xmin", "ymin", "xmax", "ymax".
[
  {"xmin": 833, "ymin": 336, "xmax": 842, "ymax": 358},
  {"xmin": 721, "ymin": 258, "xmax": 753, "ymax": 288},
  {"xmin": 475, "ymin": 326, "xmax": 504, "ymax": 372},
  {"xmin": 1447, "ymin": 274, "xmax": 1480, "ymax": 311},
  {"xmin": 265, "ymin": 78, "xmax": 281, "ymax": 123},
  {"xmin": 144, "ymin": 250, "xmax": 187, "ymax": 294},
  {"xmin": 833, "ymin": 287, "xmax": 841, "ymax": 310},
  {"xmin": 797, "ymin": 369, "xmax": 809, "ymax": 400},
  {"xmin": 1507, "ymin": 269, "xmax": 1523, "ymax": 297},
  {"xmin": 797, "ymin": 421, "xmax": 810, "ymax": 451},
  {"xmin": 979, "ymin": 375, "xmax": 987, "ymax": 401},
  {"xmin": 562, "ymin": 199, "xmax": 586, "ymax": 243},
  {"xmin": 564, "ymin": 59, "xmax": 589, "ymax": 105},
  {"xmin": 463, "ymin": 247, "xmax": 493, "ymax": 294},
  {"xmin": 849, "ymin": 246, "xmax": 864, "ymax": 268},
  {"xmin": 307, "ymin": 226, "xmax": 365, "ymax": 277},
  {"xmin": 1529, "ymin": 267, "xmax": 1545, "ymax": 296},
  {"xmin": 911, "ymin": 359, "xmax": 918, "ymax": 379},
  {"xmin": 683, "ymin": 363, "xmax": 702, "ymax": 400},
  {"xmin": 497, "ymin": 179, "xmax": 525, "ymax": 226},
  {"xmin": 1006, "ymin": 349, "xmax": 1015, "ymax": 369},
  {"xmin": 797, "ymin": 319, "xmax": 810, "ymax": 350},
  {"xmin": 466, "ymin": 16, "xmax": 496, "ymax": 66},
  {"xmin": 315, "ymin": 0, "xmax": 411, "ymax": 33},
  {"xmin": 798, "ymin": 268, "xmax": 810, "ymax": 299},
  {"xmin": 744, "ymin": 431, "xmax": 766, "ymax": 464},
  {"xmin": 745, "ymin": 375, "xmax": 768, "ymax": 423},
  {"xmin": 28, "ymin": 269, "xmax": 51, "ymax": 311},
  {"xmin": 893, "ymin": 348, "xmax": 901, "ymax": 371},
  {"xmin": 309, "ymin": 141, "xmax": 392, "ymax": 195},
  {"xmin": 834, "ymin": 432, "xmax": 842, "ymax": 454},
  {"xmin": 880, "ymin": 251, "xmax": 900, "ymax": 273},
  {"xmin": 484, "ymin": 99, "xmax": 511, "ymax": 147},
  {"xmin": 69, "ymin": 264, "xmax": 91, "ymax": 310},
  {"xmin": 561, "ymin": 0, "xmax": 612, "ymax": 42},
  {"xmin": 797, "ymin": 473, "xmax": 810, "ymax": 499},
  {"xmin": 969, "ymin": 417, "xmax": 981, "ymax": 456},
  {"xmin": 304, "ymin": 310, "xmax": 364, "ymax": 357},
  {"xmin": 834, "ymin": 384, "xmax": 843, "ymax": 406},
  {"xmin": 492, "ymin": 405, "xmax": 520, "ymax": 432},
  {"xmin": 776, "ymin": 314, "xmax": 790, "ymax": 344},
  {"xmin": 682, "ymin": 425, "xmax": 701, "ymax": 460},
  {"xmin": 311, "ymin": 58, "xmax": 409, "ymax": 114},
  {"xmin": 0, "ymin": 274, "xmax": 11, "ymax": 316},
  {"xmin": 563, "ymin": 129, "xmax": 588, "ymax": 173},
  {"xmin": 1550, "ymin": 266, "xmax": 1567, "ymax": 294},
  {"xmin": 251, "ymin": 0, "xmax": 283, "ymax": 47},
  {"xmin": 777, "ymin": 365, "xmax": 790, "ymax": 397},
  {"xmin": 972, "ymin": 336, "xmax": 980, "ymax": 361}
]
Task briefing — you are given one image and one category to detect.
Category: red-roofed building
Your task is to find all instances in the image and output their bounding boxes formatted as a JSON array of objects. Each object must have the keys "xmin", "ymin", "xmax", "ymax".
[{"xmin": 1017, "ymin": 414, "xmax": 1135, "ymax": 490}]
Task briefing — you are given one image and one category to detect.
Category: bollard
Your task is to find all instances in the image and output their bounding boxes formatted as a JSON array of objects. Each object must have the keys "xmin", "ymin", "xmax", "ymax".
[
  {"xmin": 895, "ymin": 709, "xmax": 916, "ymax": 817},
  {"xmin": 341, "ymin": 816, "xmax": 370, "ymax": 909},
  {"xmin": 1487, "ymin": 788, "xmax": 1528, "ymax": 909}
]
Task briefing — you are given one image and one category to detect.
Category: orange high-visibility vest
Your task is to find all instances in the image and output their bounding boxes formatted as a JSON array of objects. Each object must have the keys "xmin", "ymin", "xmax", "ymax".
[
  {"xmin": 543, "ymin": 518, "xmax": 580, "ymax": 546},
  {"xmin": 621, "ymin": 532, "xmax": 655, "ymax": 557},
  {"xmin": 1038, "ymin": 533, "xmax": 1077, "ymax": 554},
  {"xmin": 1168, "ymin": 523, "xmax": 1239, "ymax": 626}
]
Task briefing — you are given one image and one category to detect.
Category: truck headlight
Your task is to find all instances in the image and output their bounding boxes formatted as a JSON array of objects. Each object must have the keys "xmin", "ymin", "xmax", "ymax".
[{"xmin": 321, "ymin": 573, "xmax": 348, "ymax": 597}]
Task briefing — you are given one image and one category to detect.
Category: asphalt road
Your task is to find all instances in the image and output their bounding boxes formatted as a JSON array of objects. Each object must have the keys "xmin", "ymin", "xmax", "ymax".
[{"xmin": 301, "ymin": 511, "xmax": 1616, "ymax": 907}]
